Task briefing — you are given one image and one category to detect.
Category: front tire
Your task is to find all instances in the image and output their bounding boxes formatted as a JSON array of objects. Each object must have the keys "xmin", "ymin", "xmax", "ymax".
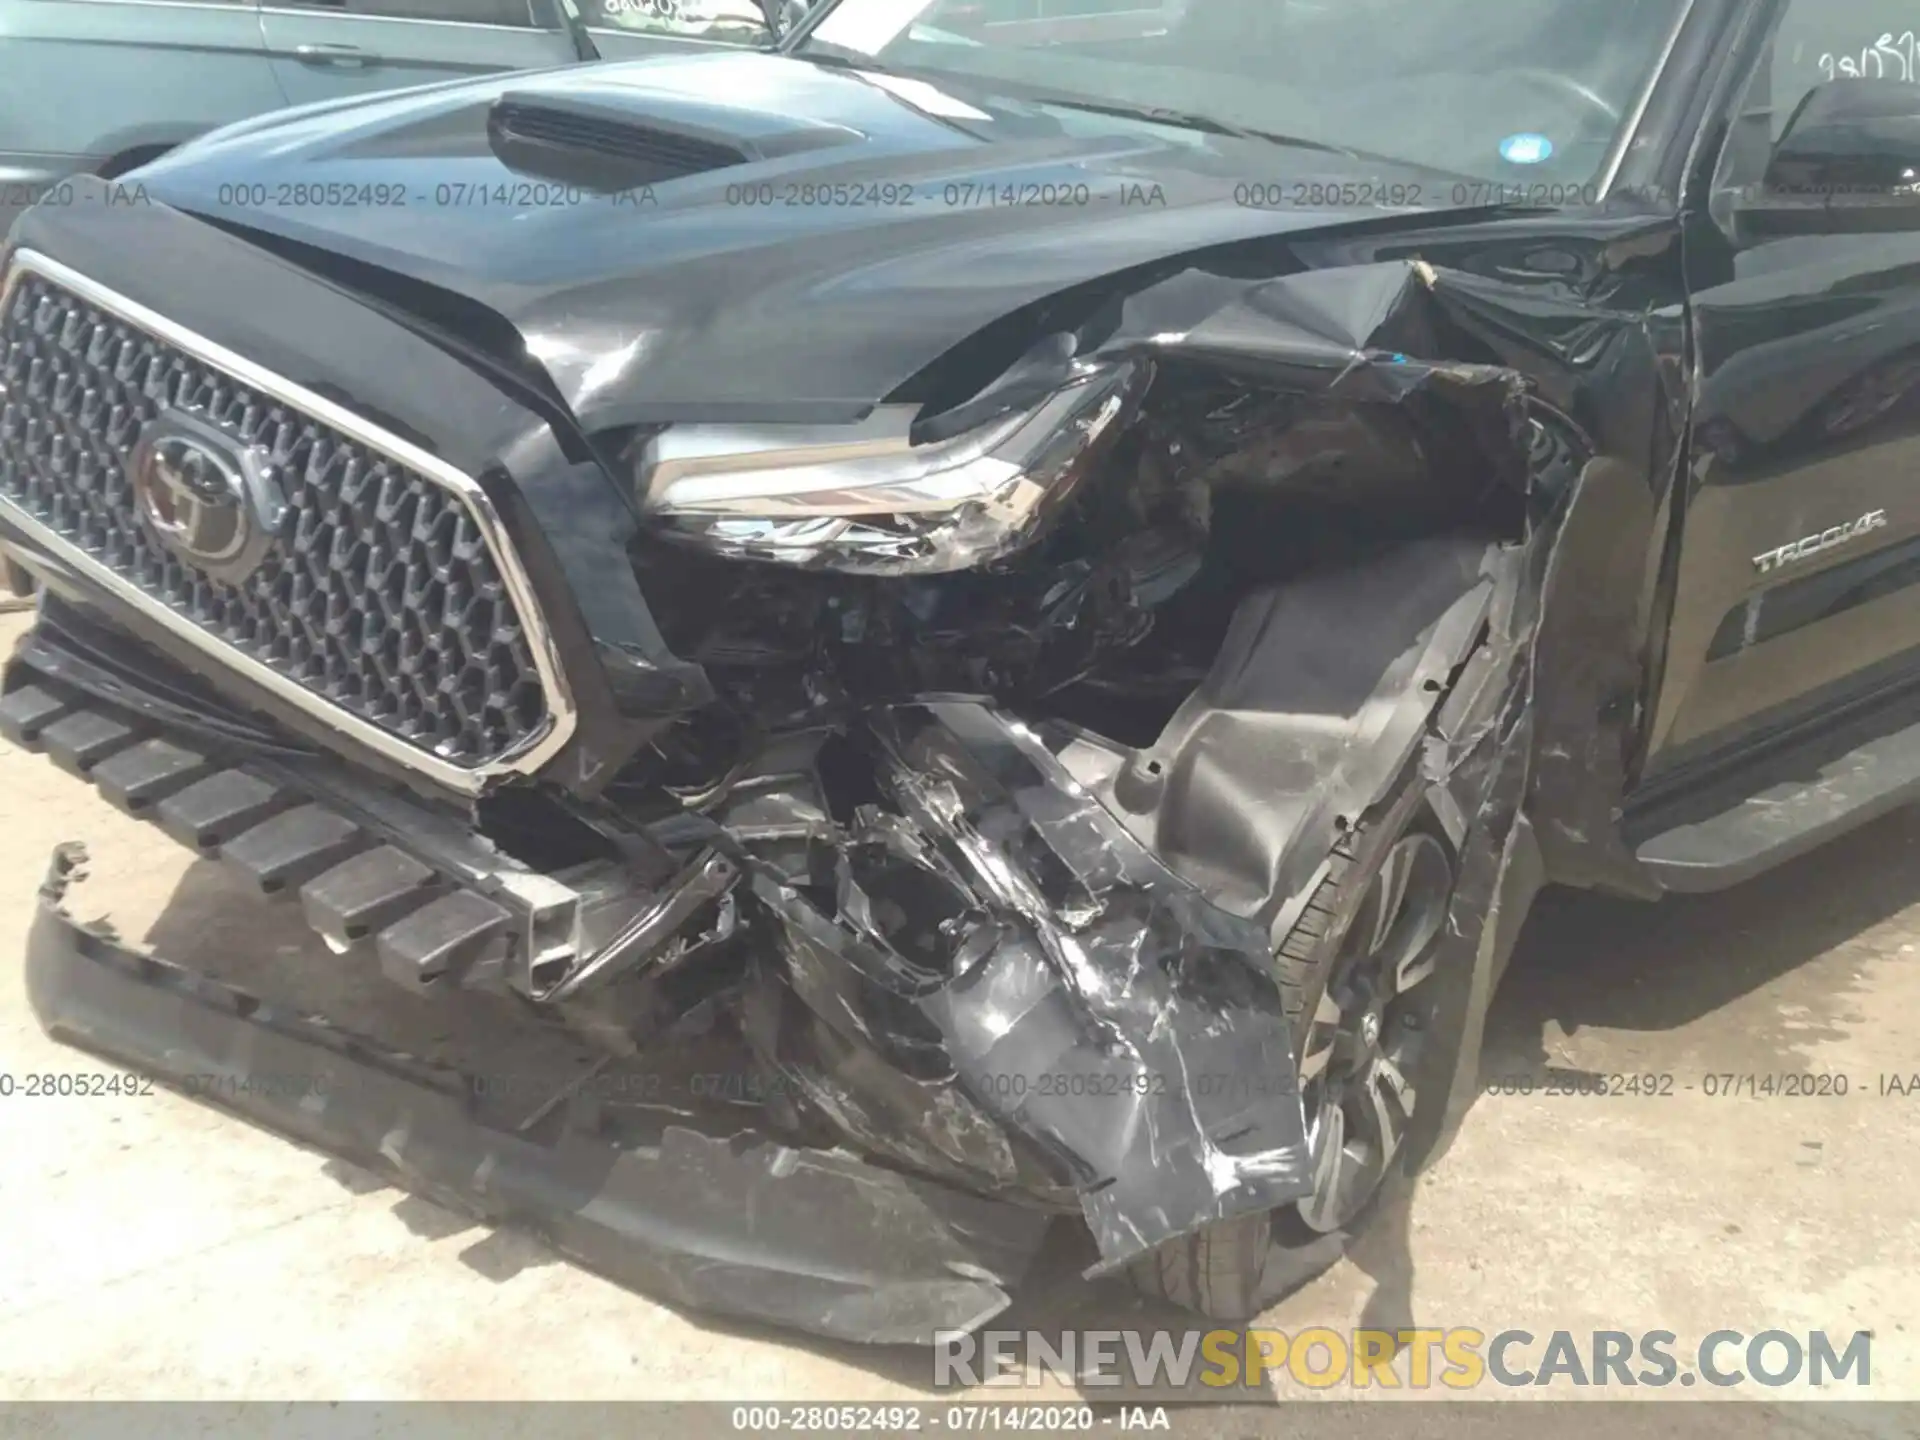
[{"xmin": 1130, "ymin": 779, "xmax": 1460, "ymax": 1319}]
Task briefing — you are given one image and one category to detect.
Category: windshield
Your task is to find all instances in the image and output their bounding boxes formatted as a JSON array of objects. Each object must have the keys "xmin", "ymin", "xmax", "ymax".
[{"xmin": 797, "ymin": 0, "xmax": 1691, "ymax": 192}]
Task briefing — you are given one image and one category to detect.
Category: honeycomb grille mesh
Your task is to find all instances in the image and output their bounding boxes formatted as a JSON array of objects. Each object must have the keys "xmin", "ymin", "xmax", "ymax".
[{"xmin": 0, "ymin": 270, "xmax": 551, "ymax": 769}]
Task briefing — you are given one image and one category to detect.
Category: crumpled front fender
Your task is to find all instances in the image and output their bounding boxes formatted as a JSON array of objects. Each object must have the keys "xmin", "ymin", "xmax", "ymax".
[
  {"xmin": 746, "ymin": 702, "xmax": 1315, "ymax": 1271},
  {"xmin": 740, "ymin": 531, "xmax": 1541, "ymax": 1275}
]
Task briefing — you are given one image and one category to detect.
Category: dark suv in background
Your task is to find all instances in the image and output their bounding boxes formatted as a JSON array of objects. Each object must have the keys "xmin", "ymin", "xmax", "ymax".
[{"xmin": 0, "ymin": 0, "xmax": 791, "ymax": 239}]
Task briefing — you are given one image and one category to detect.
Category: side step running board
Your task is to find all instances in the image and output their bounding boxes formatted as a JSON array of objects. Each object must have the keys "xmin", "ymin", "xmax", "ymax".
[{"xmin": 1629, "ymin": 689, "xmax": 1920, "ymax": 893}]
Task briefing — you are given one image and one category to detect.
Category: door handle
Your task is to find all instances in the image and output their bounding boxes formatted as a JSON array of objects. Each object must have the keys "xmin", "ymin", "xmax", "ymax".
[{"xmin": 293, "ymin": 42, "xmax": 377, "ymax": 66}]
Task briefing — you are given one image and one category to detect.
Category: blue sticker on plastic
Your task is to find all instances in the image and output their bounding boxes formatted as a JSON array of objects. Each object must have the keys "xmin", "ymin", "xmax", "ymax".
[{"xmin": 1499, "ymin": 133, "xmax": 1554, "ymax": 165}]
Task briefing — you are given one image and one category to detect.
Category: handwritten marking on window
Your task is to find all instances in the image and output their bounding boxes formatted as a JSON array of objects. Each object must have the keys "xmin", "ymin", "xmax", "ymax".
[{"xmin": 1820, "ymin": 31, "xmax": 1919, "ymax": 82}]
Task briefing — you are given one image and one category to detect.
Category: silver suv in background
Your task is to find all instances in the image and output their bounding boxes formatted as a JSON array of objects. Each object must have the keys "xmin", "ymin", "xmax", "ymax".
[{"xmin": 0, "ymin": 0, "xmax": 784, "ymax": 238}]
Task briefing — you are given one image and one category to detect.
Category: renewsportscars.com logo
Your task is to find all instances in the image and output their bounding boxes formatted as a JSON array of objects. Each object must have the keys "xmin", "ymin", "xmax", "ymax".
[{"xmin": 933, "ymin": 1328, "xmax": 1874, "ymax": 1390}]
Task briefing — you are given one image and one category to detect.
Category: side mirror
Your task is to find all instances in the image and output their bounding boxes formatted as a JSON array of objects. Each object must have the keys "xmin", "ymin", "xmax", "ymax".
[
  {"xmin": 1732, "ymin": 78, "xmax": 1920, "ymax": 238},
  {"xmin": 758, "ymin": 0, "xmax": 810, "ymax": 39}
]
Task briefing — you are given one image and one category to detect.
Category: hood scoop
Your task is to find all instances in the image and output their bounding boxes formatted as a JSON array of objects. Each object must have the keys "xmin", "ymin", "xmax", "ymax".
[
  {"xmin": 489, "ymin": 94, "xmax": 750, "ymax": 190},
  {"xmin": 487, "ymin": 91, "xmax": 856, "ymax": 192}
]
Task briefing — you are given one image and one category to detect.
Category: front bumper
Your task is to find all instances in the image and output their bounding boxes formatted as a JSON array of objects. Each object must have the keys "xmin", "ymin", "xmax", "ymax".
[
  {"xmin": 4, "ymin": 526, "xmax": 1548, "ymax": 1339},
  {"xmin": 24, "ymin": 843, "xmax": 1051, "ymax": 1344},
  {"xmin": 0, "ymin": 606, "xmax": 1320, "ymax": 1304}
]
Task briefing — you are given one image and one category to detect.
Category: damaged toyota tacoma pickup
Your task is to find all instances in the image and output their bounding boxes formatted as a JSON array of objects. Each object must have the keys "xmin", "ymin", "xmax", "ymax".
[{"xmin": 5, "ymin": 0, "xmax": 1920, "ymax": 1341}]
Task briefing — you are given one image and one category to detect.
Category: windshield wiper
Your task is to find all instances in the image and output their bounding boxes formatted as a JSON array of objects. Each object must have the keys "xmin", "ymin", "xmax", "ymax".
[
  {"xmin": 788, "ymin": 46, "xmax": 1489, "ymax": 185},
  {"xmin": 1024, "ymin": 94, "xmax": 1360, "ymax": 159},
  {"xmin": 794, "ymin": 54, "xmax": 1361, "ymax": 159}
]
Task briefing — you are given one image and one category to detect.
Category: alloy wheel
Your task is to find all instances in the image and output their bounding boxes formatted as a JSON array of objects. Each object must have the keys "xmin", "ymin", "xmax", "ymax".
[{"xmin": 1293, "ymin": 830, "xmax": 1453, "ymax": 1234}]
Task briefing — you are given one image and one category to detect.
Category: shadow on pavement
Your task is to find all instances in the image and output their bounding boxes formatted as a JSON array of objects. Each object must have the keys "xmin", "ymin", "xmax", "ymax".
[{"xmin": 1483, "ymin": 804, "xmax": 1920, "ymax": 1076}]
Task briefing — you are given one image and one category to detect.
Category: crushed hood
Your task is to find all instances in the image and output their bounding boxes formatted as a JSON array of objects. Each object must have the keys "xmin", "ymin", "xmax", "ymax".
[{"xmin": 131, "ymin": 50, "xmax": 1465, "ymax": 428}]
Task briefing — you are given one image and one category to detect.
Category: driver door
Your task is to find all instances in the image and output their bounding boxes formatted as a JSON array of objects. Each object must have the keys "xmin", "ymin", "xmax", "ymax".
[{"xmin": 1646, "ymin": 0, "xmax": 1920, "ymax": 780}]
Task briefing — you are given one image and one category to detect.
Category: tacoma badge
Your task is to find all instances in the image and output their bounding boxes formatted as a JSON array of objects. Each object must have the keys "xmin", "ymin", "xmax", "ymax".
[{"xmin": 1753, "ymin": 510, "xmax": 1889, "ymax": 575}]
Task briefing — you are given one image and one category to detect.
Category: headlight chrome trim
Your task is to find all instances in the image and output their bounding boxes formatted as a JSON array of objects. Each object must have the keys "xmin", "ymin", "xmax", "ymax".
[{"xmin": 636, "ymin": 361, "xmax": 1149, "ymax": 574}]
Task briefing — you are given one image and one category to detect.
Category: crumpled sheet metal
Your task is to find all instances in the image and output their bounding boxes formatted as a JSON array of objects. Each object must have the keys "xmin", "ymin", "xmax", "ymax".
[
  {"xmin": 938, "ymin": 260, "xmax": 1530, "ymax": 463},
  {"xmin": 1401, "ymin": 532, "xmax": 1549, "ymax": 1172},
  {"xmin": 738, "ymin": 535, "xmax": 1549, "ymax": 1275},
  {"xmin": 1103, "ymin": 261, "xmax": 1468, "ymax": 389},
  {"xmin": 917, "ymin": 262, "xmax": 1541, "ymax": 591},
  {"xmin": 1088, "ymin": 260, "xmax": 1533, "ymax": 474},
  {"xmin": 22, "ymin": 845, "xmax": 1049, "ymax": 1345},
  {"xmin": 1527, "ymin": 453, "xmax": 1672, "ymax": 897},
  {"xmin": 1090, "ymin": 534, "xmax": 1544, "ymax": 1189},
  {"xmin": 1060, "ymin": 247, "xmax": 1673, "ymax": 908},
  {"xmin": 746, "ymin": 702, "xmax": 1315, "ymax": 1272},
  {"xmin": 722, "ymin": 263, "xmax": 1584, "ymax": 1274}
]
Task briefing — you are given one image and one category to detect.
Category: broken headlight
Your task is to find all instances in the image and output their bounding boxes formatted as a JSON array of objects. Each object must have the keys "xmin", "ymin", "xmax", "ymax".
[{"xmin": 634, "ymin": 363, "xmax": 1146, "ymax": 575}]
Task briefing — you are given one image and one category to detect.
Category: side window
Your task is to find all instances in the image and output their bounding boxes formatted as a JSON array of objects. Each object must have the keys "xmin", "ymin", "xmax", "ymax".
[
  {"xmin": 1769, "ymin": 2, "xmax": 1919, "ymax": 139},
  {"xmin": 283, "ymin": 0, "xmax": 547, "ymax": 24},
  {"xmin": 578, "ymin": 0, "xmax": 774, "ymax": 41},
  {"xmin": 1713, "ymin": 0, "xmax": 1920, "ymax": 198}
]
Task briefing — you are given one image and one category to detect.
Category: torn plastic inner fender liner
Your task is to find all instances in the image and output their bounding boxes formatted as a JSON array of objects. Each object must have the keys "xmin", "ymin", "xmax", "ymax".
[
  {"xmin": 701, "ymin": 260, "xmax": 1562, "ymax": 1269},
  {"xmin": 745, "ymin": 701, "xmax": 1317, "ymax": 1270},
  {"xmin": 732, "ymin": 538, "xmax": 1542, "ymax": 1276}
]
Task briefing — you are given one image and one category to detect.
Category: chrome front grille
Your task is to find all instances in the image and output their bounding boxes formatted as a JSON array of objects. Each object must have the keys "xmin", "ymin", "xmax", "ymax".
[{"xmin": 0, "ymin": 253, "xmax": 569, "ymax": 787}]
